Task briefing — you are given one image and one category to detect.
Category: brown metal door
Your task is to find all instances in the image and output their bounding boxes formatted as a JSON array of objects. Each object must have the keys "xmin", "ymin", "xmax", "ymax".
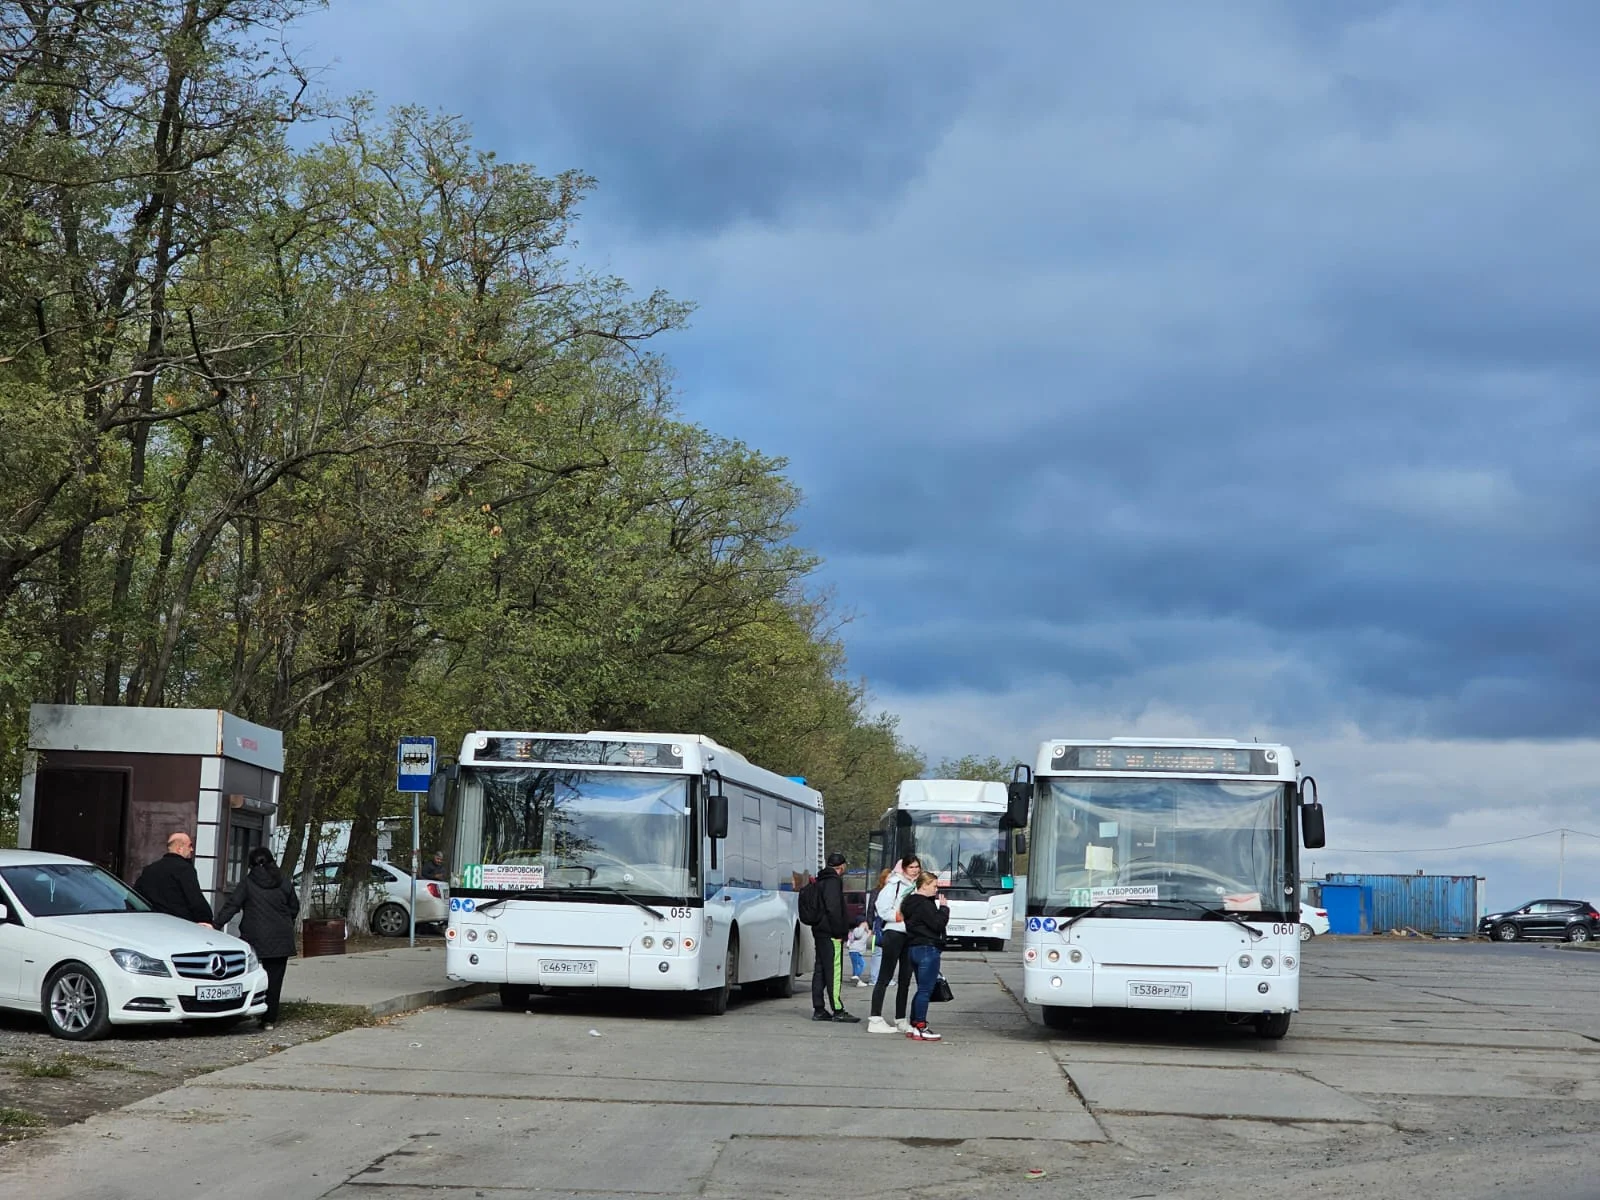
[{"xmin": 32, "ymin": 767, "xmax": 129, "ymax": 876}]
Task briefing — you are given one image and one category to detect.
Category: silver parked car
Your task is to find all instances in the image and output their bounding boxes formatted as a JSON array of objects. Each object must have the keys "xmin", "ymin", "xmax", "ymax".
[{"xmin": 303, "ymin": 860, "xmax": 449, "ymax": 937}]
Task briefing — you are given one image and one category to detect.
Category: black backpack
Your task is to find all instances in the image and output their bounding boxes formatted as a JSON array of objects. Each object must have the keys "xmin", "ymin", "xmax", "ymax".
[{"xmin": 797, "ymin": 876, "xmax": 824, "ymax": 926}]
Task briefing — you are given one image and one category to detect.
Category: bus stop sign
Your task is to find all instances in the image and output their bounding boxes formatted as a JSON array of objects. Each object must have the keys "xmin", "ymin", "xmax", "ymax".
[{"xmin": 397, "ymin": 736, "xmax": 435, "ymax": 793}]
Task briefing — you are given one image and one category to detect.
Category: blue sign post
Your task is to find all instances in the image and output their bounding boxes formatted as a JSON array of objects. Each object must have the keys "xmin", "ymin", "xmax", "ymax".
[{"xmin": 397, "ymin": 737, "xmax": 436, "ymax": 947}]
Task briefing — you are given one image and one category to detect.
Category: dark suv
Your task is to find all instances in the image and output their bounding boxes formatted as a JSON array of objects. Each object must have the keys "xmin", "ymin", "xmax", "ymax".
[{"xmin": 1478, "ymin": 898, "xmax": 1599, "ymax": 943}]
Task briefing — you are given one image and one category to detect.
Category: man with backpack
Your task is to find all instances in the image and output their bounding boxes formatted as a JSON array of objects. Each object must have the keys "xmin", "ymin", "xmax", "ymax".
[{"xmin": 802, "ymin": 851, "xmax": 860, "ymax": 1023}]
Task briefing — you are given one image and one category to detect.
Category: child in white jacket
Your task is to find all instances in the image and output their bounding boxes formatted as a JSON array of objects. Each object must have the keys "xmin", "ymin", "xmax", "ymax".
[{"xmin": 845, "ymin": 920, "xmax": 871, "ymax": 984}]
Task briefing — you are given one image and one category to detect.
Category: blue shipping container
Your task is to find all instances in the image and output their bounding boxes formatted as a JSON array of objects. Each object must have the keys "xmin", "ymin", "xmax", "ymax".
[
  {"xmin": 1324, "ymin": 873, "xmax": 1481, "ymax": 936},
  {"xmin": 1321, "ymin": 883, "xmax": 1372, "ymax": 935}
]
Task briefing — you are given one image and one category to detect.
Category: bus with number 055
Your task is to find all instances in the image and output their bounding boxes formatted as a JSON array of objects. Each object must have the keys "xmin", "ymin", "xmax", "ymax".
[
  {"xmin": 431, "ymin": 731, "xmax": 824, "ymax": 1015},
  {"xmin": 1008, "ymin": 738, "xmax": 1326, "ymax": 1039}
]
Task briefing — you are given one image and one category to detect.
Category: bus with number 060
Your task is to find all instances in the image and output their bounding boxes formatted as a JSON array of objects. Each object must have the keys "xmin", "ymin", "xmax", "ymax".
[
  {"xmin": 1009, "ymin": 738, "xmax": 1326, "ymax": 1039},
  {"xmin": 431, "ymin": 731, "xmax": 824, "ymax": 1015}
]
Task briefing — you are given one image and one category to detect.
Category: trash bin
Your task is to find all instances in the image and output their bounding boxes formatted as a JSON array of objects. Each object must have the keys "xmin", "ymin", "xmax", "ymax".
[{"xmin": 301, "ymin": 917, "xmax": 347, "ymax": 957}]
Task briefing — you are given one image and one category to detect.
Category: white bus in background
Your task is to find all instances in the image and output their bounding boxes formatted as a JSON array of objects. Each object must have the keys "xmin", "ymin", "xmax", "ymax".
[
  {"xmin": 1011, "ymin": 739, "xmax": 1326, "ymax": 1039},
  {"xmin": 433, "ymin": 731, "xmax": 823, "ymax": 1015},
  {"xmin": 867, "ymin": 779, "xmax": 1018, "ymax": 952}
]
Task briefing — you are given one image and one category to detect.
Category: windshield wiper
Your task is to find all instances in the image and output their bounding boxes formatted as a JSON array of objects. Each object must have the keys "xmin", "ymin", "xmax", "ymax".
[
  {"xmin": 473, "ymin": 889, "xmax": 547, "ymax": 912},
  {"xmin": 560, "ymin": 886, "xmax": 666, "ymax": 921},
  {"xmin": 1053, "ymin": 897, "xmax": 1265, "ymax": 939}
]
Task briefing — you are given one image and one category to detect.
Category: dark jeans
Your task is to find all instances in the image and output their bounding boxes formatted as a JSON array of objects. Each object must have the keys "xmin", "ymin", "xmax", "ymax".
[
  {"xmin": 907, "ymin": 943, "xmax": 942, "ymax": 1025},
  {"xmin": 869, "ymin": 929, "xmax": 914, "ymax": 1020},
  {"xmin": 811, "ymin": 930, "xmax": 844, "ymax": 1013},
  {"xmin": 261, "ymin": 956, "xmax": 288, "ymax": 1023}
]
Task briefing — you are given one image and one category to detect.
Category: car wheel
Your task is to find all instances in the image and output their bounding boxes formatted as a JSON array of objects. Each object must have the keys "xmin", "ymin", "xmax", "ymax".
[
  {"xmin": 1256, "ymin": 1012, "xmax": 1292, "ymax": 1039},
  {"xmin": 1494, "ymin": 921, "xmax": 1519, "ymax": 942},
  {"xmin": 1041, "ymin": 1004, "xmax": 1074, "ymax": 1031},
  {"xmin": 499, "ymin": 984, "xmax": 533, "ymax": 1010},
  {"xmin": 698, "ymin": 930, "xmax": 737, "ymax": 1015},
  {"xmin": 1567, "ymin": 924, "xmax": 1592, "ymax": 943},
  {"xmin": 43, "ymin": 962, "xmax": 112, "ymax": 1041},
  {"xmin": 1299, "ymin": 923, "xmax": 1314, "ymax": 942},
  {"xmin": 371, "ymin": 902, "xmax": 409, "ymax": 937}
]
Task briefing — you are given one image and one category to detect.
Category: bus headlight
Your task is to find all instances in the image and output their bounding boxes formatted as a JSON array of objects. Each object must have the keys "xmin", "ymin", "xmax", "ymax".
[
  {"xmin": 1260, "ymin": 955, "xmax": 1274, "ymax": 969},
  {"xmin": 485, "ymin": 929, "xmax": 498, "ymax": 943},
  {"xmin": 1238, "ymin": 954, "xmax": 1251, "ymax": 968},
  {"xmin": 1050, "ymin": 976, "xmax": 1062, "ymax": 988},
  {"xmin": 662, "ymin": 937, "xmax": 675, "ymax": 950},
  {"xmin": 1047, "ymin": 949, "xmax": 1060, "ymax": 963},
  {"xmin": 1024, "ymin": 947, "xmax": 1038, "ymax": 962},
  {"xmin": 466, "ymin": 929, "xmax": 478, "ymax": 942},
  {"xmin": 1283, "ymin": 955, "xmax": 1296, "ymax": 970},
  {"xmin": 641, "ymin": 936, "xmax": 654, "ymax": 949},
  {"xmin": 1069, "ymin": 949, "xmax": 1083, "ymax": 964},
  {"xmin": 683, "ymin": 938, "xmax": 695, "ymax": 951}
]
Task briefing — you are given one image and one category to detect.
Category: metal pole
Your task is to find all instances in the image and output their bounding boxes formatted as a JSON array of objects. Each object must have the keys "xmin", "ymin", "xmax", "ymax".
[
  {"xmin": 409, "ymin": 791, "xmax": 419, "ymax": 948},
  {"xmin": 1557, "ymin": 828, "xmax": 1565, "ymax": 897}
]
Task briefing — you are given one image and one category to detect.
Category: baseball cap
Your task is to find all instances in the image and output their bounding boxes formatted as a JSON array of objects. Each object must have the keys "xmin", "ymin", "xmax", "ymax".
[{"xmin": 826, "ymin": 851, "xmax": 847, "ymax": 867}]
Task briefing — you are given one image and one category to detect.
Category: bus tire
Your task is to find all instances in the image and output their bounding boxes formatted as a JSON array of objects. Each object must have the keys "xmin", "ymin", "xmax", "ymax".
[
  {"xmin": 698, "ymin": 930, "xmax": 737, "ymax": 1015},
  {"xmin": 763, "ymin": 928, "xmax": 801, "ymax": 998},
  {"xmin": 1256, "ymin": 1012, "xmax": 1291, "ymax": 1039},
  {"xmin": 1040, "ymin": 1004, "xmax": 1074, "ymax": 1031},
  {"xmin": 499, "ymin": 984, "xmax": 532, "ymax": 1010}
]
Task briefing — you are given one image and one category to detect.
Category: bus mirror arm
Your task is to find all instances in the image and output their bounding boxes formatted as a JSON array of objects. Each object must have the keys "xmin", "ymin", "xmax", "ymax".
[{"xmin": 1299, "ymin": 776, "xmax": 1326, "ymax": 850}]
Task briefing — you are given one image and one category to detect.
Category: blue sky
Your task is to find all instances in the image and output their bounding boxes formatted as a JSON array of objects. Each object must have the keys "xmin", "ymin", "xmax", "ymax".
[{"xmin": 296, "ymin": 0, "xmax": 1600, "ymax": 910}]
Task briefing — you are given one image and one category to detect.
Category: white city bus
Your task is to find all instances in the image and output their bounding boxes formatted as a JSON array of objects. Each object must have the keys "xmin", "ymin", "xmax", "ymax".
[
  {"xmin": 434, "ymin": 731, "xmax": 823, "ymax": 1015},
  {"xmin": 867, "ymin": 780, "xmax": 1018, "ymax": 951},
  {"xmin": 1009, "ymin": 739, "xmax": 1326, "ymax": 1039}
]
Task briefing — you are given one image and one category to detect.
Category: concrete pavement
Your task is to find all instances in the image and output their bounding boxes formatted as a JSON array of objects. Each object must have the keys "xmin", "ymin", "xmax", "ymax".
[{"xmin": 281, "ymin": 942, "xmax": 490, "ymax": 1016}]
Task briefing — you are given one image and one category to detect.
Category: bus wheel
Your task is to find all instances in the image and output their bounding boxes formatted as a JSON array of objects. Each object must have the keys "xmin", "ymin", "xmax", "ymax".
[
  {"xmin": 1256, "ymin": 1012, "xmax": 1291, "ymax": 1039},
  {"xmin": 499, "ymin": 984, "xmax": 532, "ymax": 1010},
  {"xmin": 699, "ymin": 931, "xmax": 737, "ymax": 1015},
  {"xmin": 764, "ymin": 929, "xmax": 801, "ymax": 998},
  {"xmin": 1040, "ymin": 1005, "xmax": 1074, "ymax": 1031}
]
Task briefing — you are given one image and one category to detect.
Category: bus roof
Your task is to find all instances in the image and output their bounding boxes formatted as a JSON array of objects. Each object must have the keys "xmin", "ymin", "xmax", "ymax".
[
  {"xmin": 457, "ymin": 730, "xmax": 822, "ymax": 808},
  {"xmin": 1030, "ymin": 738, "xmax": 1296, "ymax": 781},
  {"xmin": 893, "ymin": 779, "xmax": 1008, "ymax": 811}
]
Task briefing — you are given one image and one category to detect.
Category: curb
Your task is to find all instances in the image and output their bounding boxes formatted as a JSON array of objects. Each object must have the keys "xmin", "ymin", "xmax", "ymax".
[{"xmin": 366, "ymin": 983, "xmax": 495, "ymax": 1017}]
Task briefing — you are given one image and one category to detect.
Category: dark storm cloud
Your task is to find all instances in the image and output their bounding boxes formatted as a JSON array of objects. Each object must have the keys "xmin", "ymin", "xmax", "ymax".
[{"xmin": 298, "ymin": 1, "xmax": 1600, "ymax": 748}]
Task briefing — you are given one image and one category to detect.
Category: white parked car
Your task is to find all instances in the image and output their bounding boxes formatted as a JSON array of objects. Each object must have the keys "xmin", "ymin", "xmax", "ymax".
[
  {"xmin": 1300, "ymin": 906, "xmax": 1330, "ymax": 940},
  {"xmin": 0, "ymin": 849, "xmax": 268, "ymax": 1040},
  {"xmin": 304, "ymin": 860, "xmax": 449, "ymax": 937}
]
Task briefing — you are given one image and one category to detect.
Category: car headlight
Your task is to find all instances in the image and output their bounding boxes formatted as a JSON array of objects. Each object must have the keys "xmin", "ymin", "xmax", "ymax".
[
  {"xmin": 246, "ymin": 949, "xmax": 259, "ymax": 973},
  {"xmin": 110, "ymin": 948, "xmax": 171, "ymax": 977}
]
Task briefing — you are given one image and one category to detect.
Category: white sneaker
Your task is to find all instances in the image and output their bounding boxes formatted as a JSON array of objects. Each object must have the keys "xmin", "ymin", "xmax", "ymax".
[
  {"xmin": 895, "ymin": 1017, "xmax": 911, "ymax": 1033},
  {"xmin": 854, "ymin": 979, "xmax": 868, "ymax": 987},
  {"xmin": 865, "ymin": 1015, "xmax": 896, "ymax": 1034}
]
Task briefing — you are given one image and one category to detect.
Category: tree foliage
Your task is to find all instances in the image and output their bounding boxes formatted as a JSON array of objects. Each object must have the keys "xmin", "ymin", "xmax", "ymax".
[{"xmin": 0, "ymin": 2, "xmax": 923, "ymax": 914}]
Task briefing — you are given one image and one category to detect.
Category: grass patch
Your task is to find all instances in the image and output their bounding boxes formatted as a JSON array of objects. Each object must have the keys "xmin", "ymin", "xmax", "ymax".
[
  {"xmin": 16, "ymin": 1060, "xmax": 74, "ymax": 1079},
  {"xmin": 0, "ymin": 1107, "xmax": 45, "ymax": 1127},
  {"xmin": 275, "ymin": 1000, "xmax": 376, "ymax": 1033}
]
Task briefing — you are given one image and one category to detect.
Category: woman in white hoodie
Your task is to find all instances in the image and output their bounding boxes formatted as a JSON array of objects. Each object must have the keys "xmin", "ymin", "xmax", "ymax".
[{"xmin": 866, "ymin": 854, "xmax": 921, "ymax": 1033}]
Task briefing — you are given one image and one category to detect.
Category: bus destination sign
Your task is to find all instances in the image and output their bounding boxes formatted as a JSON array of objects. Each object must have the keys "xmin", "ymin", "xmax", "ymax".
[
  {"xmin": 474, "ymin": 737, "xmax": 685, "ymax": 769},
  {"xmin": 1051, "ymin": 745, "xmax": 1279, "ymax": 775}
]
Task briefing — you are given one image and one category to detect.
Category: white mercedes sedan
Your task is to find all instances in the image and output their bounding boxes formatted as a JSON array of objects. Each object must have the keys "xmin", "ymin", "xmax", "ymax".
[{"xmin": 0, "ymin": 849, "xmax": 269, "ymax": 1040}]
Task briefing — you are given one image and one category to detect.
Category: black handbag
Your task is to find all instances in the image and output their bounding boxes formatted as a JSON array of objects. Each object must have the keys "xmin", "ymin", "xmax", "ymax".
[{"xmin": 931, "ymin": 975, "xmax": 954, "ymax": 1003}]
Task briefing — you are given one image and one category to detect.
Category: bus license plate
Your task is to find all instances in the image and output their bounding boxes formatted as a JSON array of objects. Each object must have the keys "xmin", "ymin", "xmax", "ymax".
[
  {"xmin": 540, "ymin": 959, "xmax": 597, "ymax": 975},
  {"xmin": 1128, "ymin": 981, "xmax": 1190, "ymax": 1000},
  {"xmin": 196, "ymin": 983, "xmax": 243, "ymax": 1001}
]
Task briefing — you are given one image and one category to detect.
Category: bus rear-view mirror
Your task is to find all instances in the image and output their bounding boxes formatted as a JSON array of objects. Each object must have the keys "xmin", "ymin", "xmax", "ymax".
[
  {"xmin": 1299, "ymin": 775, "xmax": 1325, "ymax": 849},
  {"xmin": 1006, "ymin": 766, "xmax": 1032, "ymax": 830},
  {"xmin": 706, "ymin": 773, "xmax": 729, "ymax": 839}
]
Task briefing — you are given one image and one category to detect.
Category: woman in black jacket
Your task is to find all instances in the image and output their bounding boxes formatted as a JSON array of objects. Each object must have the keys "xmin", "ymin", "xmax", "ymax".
[
  {"xmin": 900, "ymin": 871, "xmax": 950, "ymax": 1041},
  {"xmin": 215, "ymin": 847, "xmax": 299, "ymax": 1031}
]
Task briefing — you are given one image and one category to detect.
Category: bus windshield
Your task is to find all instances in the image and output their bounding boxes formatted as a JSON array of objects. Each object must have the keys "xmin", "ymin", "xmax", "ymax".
[
  {"xmin": 1027, "ymin": 777, "xmax": 1290, "ymax": 917},
  {"xmin": 909, "ymin": 813, "xmax": 1010, "ymax": 897},
  {"xmin": 456, "ymin": 768, "xmax": 693, "ymax": 900}
]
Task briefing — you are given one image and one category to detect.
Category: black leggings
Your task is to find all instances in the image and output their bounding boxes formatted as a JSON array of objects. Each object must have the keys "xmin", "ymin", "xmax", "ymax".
[
  {"xmin": 869, "ymin": 929, "xmax": 914, "ymax": 1020},
  {"xmin": 261, "ymin": 956, "xmax": 288, "ymax": 1022}
]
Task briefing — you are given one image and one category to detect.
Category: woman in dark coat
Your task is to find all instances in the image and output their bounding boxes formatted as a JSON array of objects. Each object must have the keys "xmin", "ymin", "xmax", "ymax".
[{"xmin": 215, "ymin": 846, "xmax": 299, "ymax": 1031}]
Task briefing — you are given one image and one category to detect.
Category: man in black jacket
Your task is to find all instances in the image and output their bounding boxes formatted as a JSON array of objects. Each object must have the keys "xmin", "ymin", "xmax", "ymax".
[
  {"xmin": 134, "ymin": 832, "xmax": 215, "ymax": 926},
  {"xmin": 810, "ymin": 852, "xmax": 860, "ymax": 1023}
]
